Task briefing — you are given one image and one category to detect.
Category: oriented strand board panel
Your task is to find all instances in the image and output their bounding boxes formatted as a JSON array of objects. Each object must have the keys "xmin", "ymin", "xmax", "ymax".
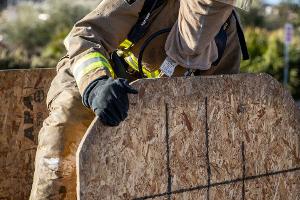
[
  {"xmin": 0, "ymin": 69, "xmax": 56, "ymax": 200},
  {"xmin": 77, "ymin": 74, "xmax": 300, "ymax": 200}
]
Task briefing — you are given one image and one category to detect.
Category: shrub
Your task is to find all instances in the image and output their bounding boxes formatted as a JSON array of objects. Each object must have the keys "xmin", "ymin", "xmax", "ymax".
[
  {"xmin": 0, "ymin": 0, "xmax": 96, "ymax": 69},
  {"xmin": 241, "ymin": 27, "xmax": 300, "ymax": 99}
]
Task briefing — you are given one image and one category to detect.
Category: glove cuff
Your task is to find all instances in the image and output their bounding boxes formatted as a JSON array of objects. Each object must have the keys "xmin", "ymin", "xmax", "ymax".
[{"xmin": 82, "ymin": 75, "xmax": 109, "ymax": 108}]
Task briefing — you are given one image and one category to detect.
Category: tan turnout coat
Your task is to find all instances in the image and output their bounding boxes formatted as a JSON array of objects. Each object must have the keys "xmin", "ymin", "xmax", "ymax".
[{"xmin": 64, "ymin": 0, "xmax": 241, "ymax": 94}]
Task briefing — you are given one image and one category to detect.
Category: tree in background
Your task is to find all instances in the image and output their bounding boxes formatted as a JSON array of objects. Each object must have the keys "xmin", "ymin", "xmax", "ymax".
[
  {"xmin": 241, "ymin": 28, "xmax": 300, "ymax": 99},
  {"xmin": 239, "ymin": 0, "xmax": 300, "ymax": 99},
  {"xmin": 0, "ymin": 0, "xmax": 98, "ymax": 69}
]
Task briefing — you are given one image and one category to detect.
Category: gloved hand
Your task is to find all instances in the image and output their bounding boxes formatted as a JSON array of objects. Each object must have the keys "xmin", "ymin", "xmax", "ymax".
[{"xmin": 83, "ymin": 76, "xmax": 138, "ymax": 126}]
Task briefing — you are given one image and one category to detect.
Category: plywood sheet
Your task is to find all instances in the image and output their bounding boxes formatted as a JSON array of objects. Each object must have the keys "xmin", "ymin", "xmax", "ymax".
[
  {"xmin": 77, "ymin": 73, "xmax": 300, "ymax": 200},
  {"xmin": 0, "ymin": 69, "xmax": 56, "ymax": 199}
]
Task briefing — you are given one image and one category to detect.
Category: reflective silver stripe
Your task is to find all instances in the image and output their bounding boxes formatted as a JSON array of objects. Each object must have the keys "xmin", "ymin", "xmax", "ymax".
[{"xmin": 73, "ymin": 57, "xmax": 109, "ymax": 80}]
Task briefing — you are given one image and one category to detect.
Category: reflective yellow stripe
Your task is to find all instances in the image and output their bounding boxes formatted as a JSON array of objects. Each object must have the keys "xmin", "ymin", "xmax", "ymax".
[
  {"xmin": 73, "ymin": 52, "xmax": 115, "ymax": 82},
  {"xmin": 76, "ymin": 62, "xmax": 104, "ymax": 81},
  {"xmin": 118, "ymin": 39, "xmax": 160, "ymax": 78},
  {"xmin": 77, "ymin": 62, "xmax": 115, "ymax": 81},
  {"xmin": 123, "ymin": 52, "xmax": 160, "ymax": 78},
  {"xmin": 150, "ymin": 70, "xmax": 160, "ymax": 78},
  {"xmin": 124, "ymin": 53, "xmax": 138, "ymax": 71},
  {"xmin": 119, "ymin": 39, "xmax": 133, "ymax": 50},
  {"xmin": 76, "ymin": 52, "xmax": 109, "ymax": 66},
  {"xmin": 79, "ymin": 62, "xmax": 116, "ymax": 80}
]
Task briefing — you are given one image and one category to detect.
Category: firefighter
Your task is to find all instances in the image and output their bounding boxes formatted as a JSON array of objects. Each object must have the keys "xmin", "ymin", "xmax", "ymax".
[{"xmin": 30, "ymin": 0, "xmax": 251, "ymax": 199}]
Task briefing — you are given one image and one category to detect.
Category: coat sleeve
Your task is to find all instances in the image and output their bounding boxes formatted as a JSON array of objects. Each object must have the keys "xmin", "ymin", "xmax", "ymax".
[
  {"xmin": 65, "ymin": 0, "xmax": 145, "ymax": 94},
  {"xmin": 165, "ymin": 0, "xmax": 234, "ymax": 70}
]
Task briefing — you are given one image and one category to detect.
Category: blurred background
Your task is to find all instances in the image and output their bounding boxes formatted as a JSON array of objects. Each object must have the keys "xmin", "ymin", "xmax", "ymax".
[{"xmin": 0, "ymin": 0, "xmax": 299, "ymax": 101}]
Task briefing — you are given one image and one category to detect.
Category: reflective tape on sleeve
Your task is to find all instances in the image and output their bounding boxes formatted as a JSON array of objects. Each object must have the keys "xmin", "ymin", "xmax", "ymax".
[{"xmin": 73, "ymin": 52, "xmax": 115, "ymax": 82}]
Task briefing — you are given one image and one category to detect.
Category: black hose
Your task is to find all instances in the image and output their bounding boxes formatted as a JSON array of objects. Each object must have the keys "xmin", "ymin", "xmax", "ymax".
[{"xmin": 138, "ymin": 27, "xmax": 172, "ymax": 77}]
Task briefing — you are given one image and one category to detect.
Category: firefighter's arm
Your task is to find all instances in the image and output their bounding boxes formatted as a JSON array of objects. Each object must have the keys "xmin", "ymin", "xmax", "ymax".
[
  {"xmin": 65, "ymin": 0, "xmax": 145, "ymax": 94},
  {"xmin": 165, "ymin": 0, "xmax": 233, "ymax": 70}
]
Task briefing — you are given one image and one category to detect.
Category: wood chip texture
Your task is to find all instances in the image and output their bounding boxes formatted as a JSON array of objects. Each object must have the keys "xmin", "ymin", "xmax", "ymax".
[
  {"xmin": 0, "ymin": 69, "xmax": 55, "ymax": 200},
  {"xmin": 77, "ymin": 73, "xmax": 300, "ymax": 200}
]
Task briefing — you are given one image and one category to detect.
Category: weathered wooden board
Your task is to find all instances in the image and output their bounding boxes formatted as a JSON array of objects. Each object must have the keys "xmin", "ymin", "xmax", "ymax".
[
  {"xmin": 77, "ymin": 74, "xmax": 300, "ymax": 200},
  {"xmin": 0, "ymin": 69, "xmax": 56, "ymax": 200}
]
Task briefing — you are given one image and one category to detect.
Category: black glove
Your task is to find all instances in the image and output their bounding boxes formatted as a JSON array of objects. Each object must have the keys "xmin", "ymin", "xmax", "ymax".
[{"xmin": 83, "ymin": 76, "xmax": 138, "ymax": 126}]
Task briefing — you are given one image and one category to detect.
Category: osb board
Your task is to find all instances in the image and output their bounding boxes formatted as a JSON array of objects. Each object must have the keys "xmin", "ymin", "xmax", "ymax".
[
  {"xmin": 0, "ymin": 69, "xmax": 56, "ymax": 200},
  {"xmin": 77, "ymin": 73, "xmax": 300, "ymax": 200}
]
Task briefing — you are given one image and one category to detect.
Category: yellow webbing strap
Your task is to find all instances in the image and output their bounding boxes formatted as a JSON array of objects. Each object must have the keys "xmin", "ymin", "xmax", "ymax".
[
  {"xmin": 123, "ymin": 51, "xmax": 160, "ymax": 78},
  {"xmin": 119, "ymin": 39, "xmax": 133, "ymax": 50},
  {"xmin": 119, "ymin": 39, "xmax": 160, "ymax": 78},
  {"xmin": 73, "ymin": 52, "xmax": 116, "ymax": 82}
]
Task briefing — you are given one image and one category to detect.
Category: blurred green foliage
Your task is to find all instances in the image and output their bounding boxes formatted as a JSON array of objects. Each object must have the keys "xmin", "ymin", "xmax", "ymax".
[
  {"xmin": 241, "ymin": 28, "xmax": 300, "ymax": 99},
  {"xmin": 0, "ymin": 0, "xmax": 299, "ymax": 99},
  {"xmin": 239, "ymin": 1, "xmax": 300, "ymax": 99},
  {"xmin": 0, "ymin": 0, "xmax": 95, "ymax": 69}
]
